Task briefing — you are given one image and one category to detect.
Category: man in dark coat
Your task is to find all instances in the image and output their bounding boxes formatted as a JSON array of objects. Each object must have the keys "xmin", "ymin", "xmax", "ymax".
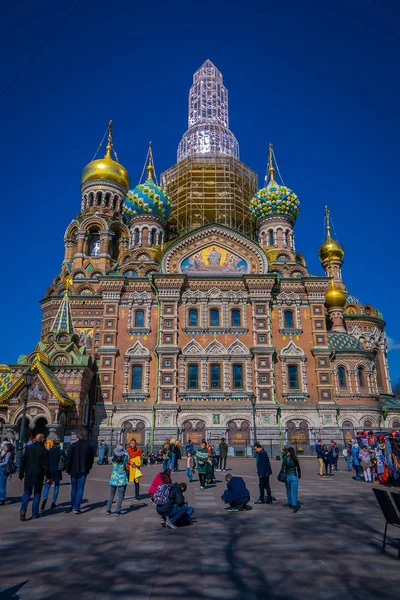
[
  {"xmin": 66, "ymin": 433, "xmax": 94, "ymax": 514},
  {"xmin": 254, "ymin": 442, "xmax": 273, "ymax": 504},
  {"xmin": 41, "ymin": 438, "xmax": 66, "ymax": 511},
  {"xmin": 219, "ymin": 438, "xmax": 228, "ymax": 471},
  {"xmin": 221, "ymin": 474, "xmax": 250, "ymax": 511},
  {"xmin": 19, "ymin": 433, "xmax": 48, "ymax": 521}
]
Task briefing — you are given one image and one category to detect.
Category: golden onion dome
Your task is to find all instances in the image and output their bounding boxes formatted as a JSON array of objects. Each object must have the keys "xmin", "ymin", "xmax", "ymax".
[
  {"xmin": 318, "ymin": 206, "xmax": 344, "ymax": 263},
  {"xmin": 318, "ymin": 234, "xmax": 344, "ymax": 263},
  {"xmin": 81, "ymin": 121, "xmax": 129, "ymax": 188},
  {"xmin": 325, "ymin": 278, "xmax": 347, "ymax": 309}
]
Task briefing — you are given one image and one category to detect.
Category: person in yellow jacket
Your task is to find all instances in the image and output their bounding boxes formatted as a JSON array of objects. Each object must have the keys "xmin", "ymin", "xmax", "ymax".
[{"xmin": 126, "ymin": 439, "xmax": 143, "ymax": 500}]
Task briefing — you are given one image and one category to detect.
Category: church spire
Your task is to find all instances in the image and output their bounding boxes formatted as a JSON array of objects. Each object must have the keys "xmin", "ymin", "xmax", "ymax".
[
  {"xmin": 146, "ymin": 141, "xmax": 154, "ymax": 181},
  {"xmin": 51, "ymin": 276, "xmax": 74, "ymax": 335},
  {"xmin": 318, "ymin": 206, "xmax": 345, "ymax": 281},
  {"xmin": 177, "ymin": 60, "xmax": 239, "ymax": 161},
  {"xmin": 268, "ymin": 143, "xmax": 275, "ymax": 182}
]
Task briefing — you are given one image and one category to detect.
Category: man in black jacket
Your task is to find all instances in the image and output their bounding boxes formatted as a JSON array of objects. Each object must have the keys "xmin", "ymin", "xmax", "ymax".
[
  {"xmin": 66, "ymin": 433, "xmax": 94, "ymax": 514},
  {"xmin": 19, "ymin": 433, "xmax": 48, "ymax": 521},
  {"xmin": 254, "ymin": 443, "xmax": 273, "ymax": 504}
]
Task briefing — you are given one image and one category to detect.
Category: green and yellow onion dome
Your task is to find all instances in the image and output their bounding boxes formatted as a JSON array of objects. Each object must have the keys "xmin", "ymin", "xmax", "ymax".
[
  {"xmin": 249, "ymin": 180, "xmax": 300, "ymax": 223},
  {"xmin": 123, "ymin": 171, "xmax": 171, "ymax": 221}
]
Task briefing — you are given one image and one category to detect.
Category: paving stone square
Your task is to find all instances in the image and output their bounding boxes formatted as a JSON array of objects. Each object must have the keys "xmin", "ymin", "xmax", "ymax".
[{"xmin": 0, "ymin": 458, "xmax": 399, "ymax": 599}]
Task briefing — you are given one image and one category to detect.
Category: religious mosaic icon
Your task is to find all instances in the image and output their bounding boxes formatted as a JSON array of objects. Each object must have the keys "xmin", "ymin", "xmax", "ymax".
[{"xmin": 180, "ymin": 245, "xmax": 248, "ymax": 274}]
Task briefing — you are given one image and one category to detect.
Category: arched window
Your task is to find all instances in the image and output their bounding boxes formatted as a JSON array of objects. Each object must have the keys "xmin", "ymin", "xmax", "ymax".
[
  {"xmin": 210, "ymin": 309, "xmax": 220, "ymax": 327},
  {"xmin": 188, "ymin": 364, "xmax": 199, "ymax": 389},
  {"xmin": 283, "ymin": 310, "xmax": 294, "ymax": 328},
  {"xmin": 232, "ymin": 364, "xmax": 243, "ymax": 389},
  {"xmin": 188, "ymin": 309, "xmax": 199, "ymax": 327},
  {"xmin": 338, "ymin": 367, "xmax": 346, "ymax": 388},
  {"xmin": 358, "ymin": 366, "xmax": 366, "ymax": 388},
  {"xmin": 132, "ymin": 365, "xmax": 143, "ymax": 390},
  {"xmin": 231, "ymin": 309, "xmax": 241, "ymax": 327},
  {"xmin": 287, "ymin": 364, "xmax": 299, "ymax": 390},
  {"xmin": 268, "ymin": 230, "xmax": 274, "ymax": 246},
  {"xmin": 150, "ymin": 229, "xmax": 156, "ymax": 245},
  {"xmin": 89, "ymin": 232, "xmax": 101, "ymax": 256},
  {"xmin": 285, "ymin": 231, "xmax": 289, "ymax": 247},
  {"xmin": 134, "ymin": 229, "xmax": 140, "ymax": 245},
  {"xmin": 210, "ymin": 364, "xmax": 221, "ymax": 389},
  {"xmin": 135, "ymin": 310, "xmax": 145, "ymax": 328}
]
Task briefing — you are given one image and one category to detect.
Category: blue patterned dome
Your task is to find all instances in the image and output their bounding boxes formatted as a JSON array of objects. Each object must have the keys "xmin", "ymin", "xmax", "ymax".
[
  {"xmin": 123, "ymin": 165, "xmax": 171, "ymax": 221},
  {"xmin": 250, "ymin": 178, "xmax": 300, "ymax": 223},
  {"xmin": 250, "ymin": 145, "xmax": 300, "ymax": 223}
]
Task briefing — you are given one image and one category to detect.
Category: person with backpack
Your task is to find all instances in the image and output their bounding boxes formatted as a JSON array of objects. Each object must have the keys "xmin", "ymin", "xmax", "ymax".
[
  {"xmin": 149, "ymin": 468, "xmax": 171, "ymax": 500},
  {"xmin": 154, "ymin": 471, "xmax": 194, "ymax": 529},
  {"xmin": 0, "ymin": 442, "xmax": 14, "ymax": 506},
  {"xmin": 41, "ymin": 438, "xmax": 67, "ymax": 511},
  {"xmin": 106, "ymin": 445, "xmax": 130, "ymax": 515}
]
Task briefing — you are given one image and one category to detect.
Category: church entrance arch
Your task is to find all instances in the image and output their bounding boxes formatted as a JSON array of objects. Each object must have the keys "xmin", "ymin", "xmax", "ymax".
[
  {"xmin": 16, "ymin": 417, "xmax": 31, "ymax": 444},
  {"xmin": 123, "ymin": 420, "xmax": 145, "ymax": 446},
  {"xmin": 227, "ymin": 420, "xmax": 250, "ymax": 454},
  {"xmin": 342, "ymin": 420, "xmax": 355, "ymax": 446},
  {"xmin": 32, "ymin": 417, "xmax": 48, "ymax": 439},
  {"xmin": 182, "ymin": 420, "xmax": 206, "ymax": 448},
  {"xmin": 286, "ymin": 420, "xmax": 310, "ymax": 451}
]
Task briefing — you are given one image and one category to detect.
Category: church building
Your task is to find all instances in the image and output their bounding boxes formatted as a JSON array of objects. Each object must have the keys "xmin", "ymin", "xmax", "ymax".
[{"xmin": 0, "ymin": 60, "xmax": 398, "ymax": 451}]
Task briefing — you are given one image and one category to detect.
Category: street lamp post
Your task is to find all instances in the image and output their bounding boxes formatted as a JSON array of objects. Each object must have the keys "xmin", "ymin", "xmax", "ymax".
[
  {"xmin": 250, "ymin": 395, "xmax": 257, "ymax": 449},
  {"xmin": 16, "ymin": 371, "xmax": 35, "ymax": 470}
]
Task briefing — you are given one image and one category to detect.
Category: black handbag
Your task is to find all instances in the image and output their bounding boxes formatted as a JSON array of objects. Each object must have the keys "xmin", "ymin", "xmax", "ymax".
[{"xmin": 277, "ymin": 466, "xmax": 287, "ymax": 483}]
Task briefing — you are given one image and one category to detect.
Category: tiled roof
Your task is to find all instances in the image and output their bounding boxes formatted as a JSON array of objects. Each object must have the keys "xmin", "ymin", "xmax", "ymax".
[{"xmin": 328, "ymin": 332, "xmax": 362, "ymax": 351}]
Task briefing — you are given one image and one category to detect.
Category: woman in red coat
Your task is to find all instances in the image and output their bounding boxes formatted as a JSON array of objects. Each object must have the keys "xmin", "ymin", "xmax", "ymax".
[{"xmin": 149, "ymin": 468, "xmax": 171, "ymax": 499}]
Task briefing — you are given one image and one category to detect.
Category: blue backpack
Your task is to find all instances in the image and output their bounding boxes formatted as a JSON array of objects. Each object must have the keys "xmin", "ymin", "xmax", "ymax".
[{"xmin": 153, "ymin": 483, "xmax": 173, "ymax": 506}]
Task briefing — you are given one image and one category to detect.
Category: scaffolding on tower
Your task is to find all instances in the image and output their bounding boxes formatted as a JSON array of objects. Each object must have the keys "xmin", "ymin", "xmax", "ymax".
[{"xmin": 161, "ymin": 60, "xmax": 257, "ymax": 235}]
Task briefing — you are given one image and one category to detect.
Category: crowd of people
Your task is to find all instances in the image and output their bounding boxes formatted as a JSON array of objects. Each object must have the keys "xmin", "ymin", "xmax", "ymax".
[
  {"xmin": 0, "ymin": 431, "xmax": 305, "ymax": 525},
  {"xmin": 12, "ymin": 428, "xmax": 400, "ymax": 526},
  {"xmin": 314, "ymin": 430, "xmax": 400, "ymax": 484}
]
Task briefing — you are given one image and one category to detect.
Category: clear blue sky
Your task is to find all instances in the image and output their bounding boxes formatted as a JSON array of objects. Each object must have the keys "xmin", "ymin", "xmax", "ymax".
[{"xmin": 1, "ymin": 0, "xmax": 399, "ymax": 382}]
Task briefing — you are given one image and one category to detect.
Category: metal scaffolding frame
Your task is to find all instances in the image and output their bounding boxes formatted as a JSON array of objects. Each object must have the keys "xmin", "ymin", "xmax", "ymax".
[{"xmin": 161, "ymin": 155, "xmax": 257, "ymax": 235}]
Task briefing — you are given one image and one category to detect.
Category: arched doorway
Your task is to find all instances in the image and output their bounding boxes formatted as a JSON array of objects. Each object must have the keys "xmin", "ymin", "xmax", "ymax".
[
  {"xmin": 123, "ymin": 420, "xmax": 145, "ymax": 446},
  {"xmin": 16, "ymin": 417, "xmax": 31, "ymax": 444},
  {"xmin": 182, "ymin": 420, "xmax": 206, "ymax": 448},
  {"xmin": 32, "ymin": 417, "xmax": 48, "ymax": 438},
  {"xmin": 342, "ymin": 420, "xmax": 355, "ymax": 446},
  {"xmin": 286, "ymin": 420, "xmax": 310, "ymax": 449},
  {"xmin": 227, "ymin": 420, "xmax": 250, "ymax": 455}
]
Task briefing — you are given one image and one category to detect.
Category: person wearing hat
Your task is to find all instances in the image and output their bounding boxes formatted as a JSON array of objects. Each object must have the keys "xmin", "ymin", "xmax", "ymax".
[
  {"xmin": 106, "ymin": 445, "xmax": 130, "ymax": 516},
  {"xmin": 41, "ymin": 438, "xmax": 66, "ymax": 512}
]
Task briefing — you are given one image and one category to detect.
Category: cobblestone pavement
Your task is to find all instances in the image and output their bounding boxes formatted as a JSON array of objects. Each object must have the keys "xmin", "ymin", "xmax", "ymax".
[{"xmin": 0, "ymin": 458, "xmax": 399, "ymax": 600}]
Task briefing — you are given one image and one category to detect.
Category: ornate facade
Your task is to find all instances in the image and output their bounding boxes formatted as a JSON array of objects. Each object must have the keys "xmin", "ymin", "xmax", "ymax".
[{"xmin": 1, "ymin": 61, "xmax": 399, "ymax": 451}]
